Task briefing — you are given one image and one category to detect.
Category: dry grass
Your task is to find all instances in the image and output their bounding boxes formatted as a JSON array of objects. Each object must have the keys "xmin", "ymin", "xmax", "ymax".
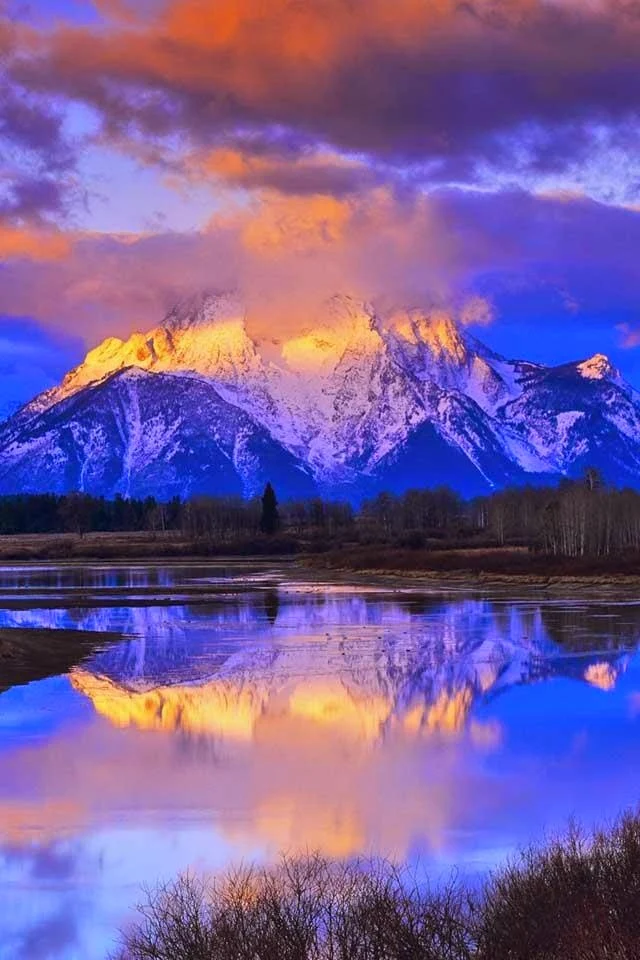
[
  {"xmin": 0, "ymin": 531, "xmax": 300, "ymax": 561},
  {"xmin": 308, "ymin": 545, "xmax": 640, "ymax": 582},
  {"xmin": 1, "ymin": 531, "xmax": 640, "ymax": 581}
]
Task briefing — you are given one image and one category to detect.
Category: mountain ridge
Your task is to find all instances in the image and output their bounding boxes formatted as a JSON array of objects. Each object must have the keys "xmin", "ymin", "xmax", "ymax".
[{"xmin": 1, "ymin": 292, "xmax": 638, "ymax": 500}]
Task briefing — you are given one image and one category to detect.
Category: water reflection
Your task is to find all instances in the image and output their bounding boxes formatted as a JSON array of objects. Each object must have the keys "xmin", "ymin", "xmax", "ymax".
[{"xmin": 2, "ymin": 568, "xmax": 640, "ymax": 960}]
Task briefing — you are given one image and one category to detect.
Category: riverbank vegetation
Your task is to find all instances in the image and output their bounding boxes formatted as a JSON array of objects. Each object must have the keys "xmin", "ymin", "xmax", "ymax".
[
  {"xmin": 2, "ymin": 470, "xmax": 640, "ymax": 567},
  {"xmin": 116, "ymin": 812, "xmax": 640, "ymax": 960}
]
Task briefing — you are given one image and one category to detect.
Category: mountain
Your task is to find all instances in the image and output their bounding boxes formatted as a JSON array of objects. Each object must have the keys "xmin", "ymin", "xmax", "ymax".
[
  {"xmin": 0, "ymin": 365, "xmax": 316, "ymax": 500},
  {"xmin": 1, "ymin": 291, "xmax": 639, "ymax": 499},
  {"xmin": 495, "ymin": 355, "xmax": 640, "ymax": 484}
]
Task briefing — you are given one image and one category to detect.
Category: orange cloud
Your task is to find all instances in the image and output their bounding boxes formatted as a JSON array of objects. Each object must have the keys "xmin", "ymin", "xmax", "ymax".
[
  {"xmin": 460, "ymin": 295, "xmax": 495, "ymax": 328},
  {"xmin": 191, "ymin": 146, "xmax": 379, "ymax": 197},
  {"xmin": 6, "ymin": 0, "xmax": 639, "ymax": 200},
  {"xmin": 0, "ymin": 188, "xmax": 636, "ymax": 355},
  {"xmin": 239, "ymin": 193, "xmax": 353, "ymax": 255},
  {"xmin": 0, "ymin": 225, "xmax": 71, "ymax": 261}
]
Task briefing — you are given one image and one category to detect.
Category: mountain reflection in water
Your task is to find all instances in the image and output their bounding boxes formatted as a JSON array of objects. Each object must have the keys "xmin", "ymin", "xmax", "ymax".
[{"xmin": 2, "ymin": 571, "xmax": 640, "ymax": 960}]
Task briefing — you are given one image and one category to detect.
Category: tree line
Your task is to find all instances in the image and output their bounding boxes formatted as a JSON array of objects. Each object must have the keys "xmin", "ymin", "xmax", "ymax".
[
  {"xmin": 0, "ymin": 493, "xmax": 182, "ymax": 537},
  {"xmin": 472, "ymin": 470, "xmax": 640, "ymax": 558},
  {"xmin": 0, "ymin": 487, "xmax": 355, "ymax": 541},
  {"xmin": 364, "ymin": 469, "xmax": 640, "ymax": 557},
  {"xmin": 2, "ymin": 470, "xmax": 640, "ymax": 557}
]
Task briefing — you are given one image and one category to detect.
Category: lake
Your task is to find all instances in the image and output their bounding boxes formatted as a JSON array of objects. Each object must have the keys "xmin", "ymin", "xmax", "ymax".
[{"xmin": 1, "ymin": 561, "xmax": 640, "ymax": 959}]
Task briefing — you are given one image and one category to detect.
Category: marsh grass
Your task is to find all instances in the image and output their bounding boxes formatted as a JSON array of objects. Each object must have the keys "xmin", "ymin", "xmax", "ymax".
[
  {"xmin": 116, "ymin": 813, "xmax": 640, "ymax": 960},
  {"xmin": 311, "ymin": 544, "xmax": 640, "ymax": 580}
]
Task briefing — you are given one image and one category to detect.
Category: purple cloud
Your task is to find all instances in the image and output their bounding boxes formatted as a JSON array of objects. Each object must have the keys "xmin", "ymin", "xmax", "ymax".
[{"xmin": 2, "ymin": 0, "xmax": 639, "ymax": 199}]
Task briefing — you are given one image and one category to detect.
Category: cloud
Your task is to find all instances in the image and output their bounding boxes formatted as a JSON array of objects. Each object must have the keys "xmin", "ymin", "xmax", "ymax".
[
  {"xmin": 0, "ymin": 175, "xmax": 67, "ymax": 222},
  {"xmin": 0, "ymin": 187, "xmax": 638, "ymax": 351},
  {"xmin": 189, "ymin": 142, "xmax": 383, "ymax": 197},
  {"xmin": 616, "ymin": 323, "xmax": 640, "ymax": 349},
  {"xmin": 0, "ymin": 187, "xmax": 453, "ymax": 341},
  {"xmin": 0, "ymin": 88, "xmax": 71, "ymax": 168},
  {"xmin": 0, "ymin": 75, "xmax": 79, "ymax": 240},
  {"xmin": 3, "ymin": 0, "xmax": 639, "ymax": 202},
  {"xmin": 0, "ymin": 225, "xmax": 72, "ymax": 260},
  {"xmin": 0, "ymin": 0, "xmax": 637, "ymax": 367},
  {"xmin": 459, "ymin": 296, "xmax": 495, "ymax": 327}
]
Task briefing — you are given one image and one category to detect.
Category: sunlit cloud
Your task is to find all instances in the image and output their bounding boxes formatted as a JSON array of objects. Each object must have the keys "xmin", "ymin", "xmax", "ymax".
[
  {"xmin": 3, "ymin": 0, "xmax": 639, "ymax": 203},
  {"xmin": 0, "ymin": 188, "xmax": 638, "ymax": 357},
  {"xmin": 616, "ymin": 323, "xmax": 640, "ymax": 350},
  {"xmin": 0, "ymin": 225, "xmax": 71, "ymax": 260},
  {"xmin": 0, "ymin": 0, "xmax": 638, "ymax": 374}
]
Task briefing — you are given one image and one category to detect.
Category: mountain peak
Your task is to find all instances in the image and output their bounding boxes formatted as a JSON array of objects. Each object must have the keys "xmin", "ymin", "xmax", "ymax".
[
  {"xmin": 162, "ymin": 290, "xmax": 244, "ymax": 332},
  {"xmin": 280, "ymin": 297, "xmax": 379, "ymax": 373},
  {"xmin": 577, "ymin": 353, "xmax": 617, "ymax": 381},
  {"xmin": 385, "ymin": 307, "xmax": 467, "ymax": 364}
]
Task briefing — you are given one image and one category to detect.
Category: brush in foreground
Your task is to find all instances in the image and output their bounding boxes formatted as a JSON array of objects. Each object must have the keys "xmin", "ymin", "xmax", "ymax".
[
  {"xmin": 116, "ymin": 812, "xmax": 640, "ymax": 960},
  {"xmin": 115, "ymin": 856, "xmax": 469, "ymax": 960}
]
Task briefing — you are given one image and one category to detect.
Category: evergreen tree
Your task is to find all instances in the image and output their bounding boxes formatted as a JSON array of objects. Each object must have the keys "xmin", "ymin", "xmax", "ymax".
[
  {"xmin": 59, "ymin": 493, "xmax": 94, "ymax": 538},
  {"xmin": 260, "ymin": 482, "xmax": 279, "ymax": 535}
]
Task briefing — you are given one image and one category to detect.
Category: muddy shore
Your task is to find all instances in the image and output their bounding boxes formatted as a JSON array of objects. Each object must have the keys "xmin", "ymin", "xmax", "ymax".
[
  {"xmin": 0, "ymin": 628, "xmax": 123, "ymax": 693},
  {"xmin": 303, "ymin": 546, "xmax": 640, "ymax": 587}
]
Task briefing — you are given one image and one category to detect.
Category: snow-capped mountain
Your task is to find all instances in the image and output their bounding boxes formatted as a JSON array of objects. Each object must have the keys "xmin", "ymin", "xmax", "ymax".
[
  {"xmin": 1, "ymin": 291, "xmax": 639, "ymax": 499},
  {"xmin": 0, "ymin": 365, "xmax": 316, "ymax": 499}
]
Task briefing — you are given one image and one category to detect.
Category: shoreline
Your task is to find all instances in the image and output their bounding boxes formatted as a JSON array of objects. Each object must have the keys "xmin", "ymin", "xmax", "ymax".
[
  {"xmin": 0, "ymin": 531, "xmax": 638, "ymax": 586},
  {"xmin": 300, "ymin": 546, "xmax": 640, "ymax": 587},
  {"xmin": 302, "ymin": 564, "xmax": 640, "ymax": 587}
]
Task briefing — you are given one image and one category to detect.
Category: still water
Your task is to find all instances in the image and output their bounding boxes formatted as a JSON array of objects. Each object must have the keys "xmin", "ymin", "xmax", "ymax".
[{"xmin": 2, "ymin": 562, "xmax": 640, "ymax": 959}]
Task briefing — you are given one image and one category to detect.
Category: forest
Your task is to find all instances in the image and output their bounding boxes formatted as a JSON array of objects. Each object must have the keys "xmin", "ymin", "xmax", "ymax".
[{"xmin": 1, "ymin": 469, "xmax": 640, "ymax": 559}]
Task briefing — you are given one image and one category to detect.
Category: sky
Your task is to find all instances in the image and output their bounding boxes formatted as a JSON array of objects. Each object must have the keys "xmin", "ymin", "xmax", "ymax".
[{"xmin": 0, "ymin": 0, "xmax": 639, "ymax": 410}]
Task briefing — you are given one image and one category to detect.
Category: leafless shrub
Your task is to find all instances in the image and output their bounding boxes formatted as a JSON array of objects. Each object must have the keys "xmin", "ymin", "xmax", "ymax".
[
  {"xmin": 115, "ymin": 854, "xmax": 472, "ymax": 960},
  {"xmin": 116, "ymin": 814, "xmax": 640, "ymax": 960},
  {"xmin": 475, "ymin": 812, "xmax": 640, "ymax": 960}
]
